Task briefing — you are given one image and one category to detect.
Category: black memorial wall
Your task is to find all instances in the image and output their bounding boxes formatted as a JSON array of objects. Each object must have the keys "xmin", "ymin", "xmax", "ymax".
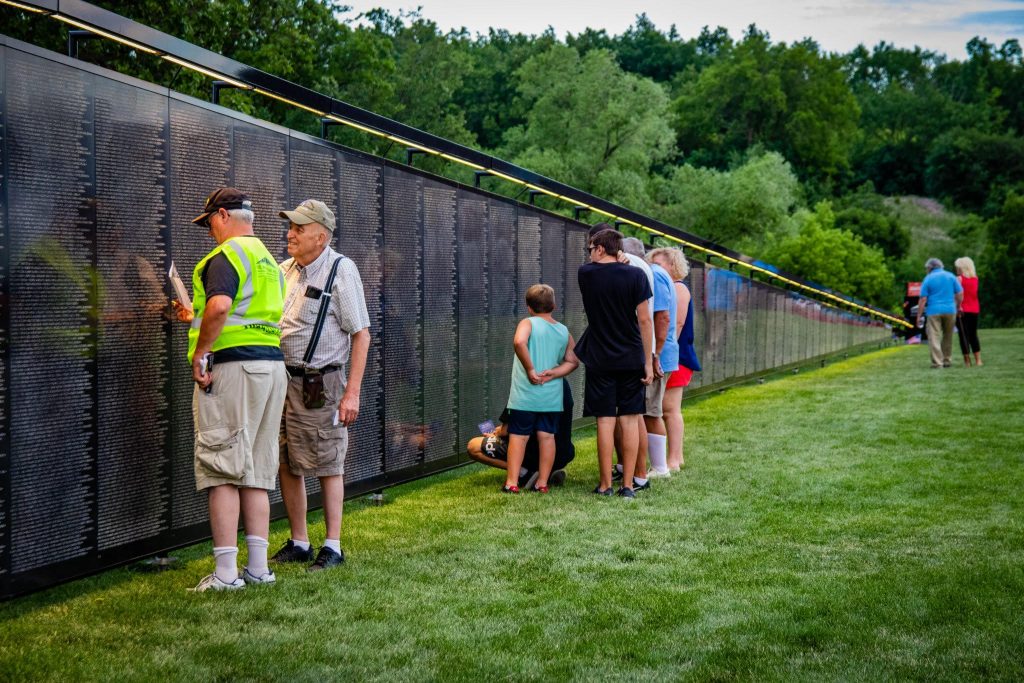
[{"xmin": 0, "ymin": 35, "xmax": 888, "ymax": 597}]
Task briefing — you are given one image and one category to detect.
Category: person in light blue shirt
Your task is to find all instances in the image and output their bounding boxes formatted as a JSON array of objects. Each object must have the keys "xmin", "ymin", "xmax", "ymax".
[
  {"xmin": 915, "ymin": 257, "xmax": 963, "ymax": 368},
  {"xmin": 503, "ymin": 284, "xmax": 579, "ymax": 493},
  {"xmin": 644, "ymin": 260, "xmax": 678, "ymax": 477}
]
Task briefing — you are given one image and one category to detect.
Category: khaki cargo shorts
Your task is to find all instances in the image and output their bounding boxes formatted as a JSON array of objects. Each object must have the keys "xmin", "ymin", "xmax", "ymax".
[
  {"xmin": 281, "ymin": 370, "xmax": 348, "ymax": 478},
  {"xmin": 644, "ymin": 372, "xmax": 669, "ymax": 418},
  {"xmin": 193, "ymin": 360, "xmax": 288, "ymax": 491}
]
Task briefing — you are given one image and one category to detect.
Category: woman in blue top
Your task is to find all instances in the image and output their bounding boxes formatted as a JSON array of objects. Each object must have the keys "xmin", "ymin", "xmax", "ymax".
[
  {"xmin": 649, "ymin": 248, "xmax": 701, "ymax": 471},
  {"xmin": 504, "ymin": 284, "xmax": 579, "ymax": 493}
]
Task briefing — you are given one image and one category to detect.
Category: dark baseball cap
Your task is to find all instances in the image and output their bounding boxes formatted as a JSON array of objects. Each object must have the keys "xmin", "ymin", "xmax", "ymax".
[{"xmin": 191, "ymin": 187, "xmax": 252, "ymax": 225}]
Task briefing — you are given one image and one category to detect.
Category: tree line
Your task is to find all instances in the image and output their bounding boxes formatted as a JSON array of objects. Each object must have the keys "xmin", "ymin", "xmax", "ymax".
[{"xmin": 3, "ymin": 1, "xmax": 1021, "ymax": 324}]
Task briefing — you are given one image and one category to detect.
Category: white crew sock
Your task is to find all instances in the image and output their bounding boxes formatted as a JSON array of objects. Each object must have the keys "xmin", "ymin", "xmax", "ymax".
[
  {"xmin": 648, "ymin": 434, "xmax": 668, "ymax": 472},
  {"xmin": 292, "ymin": 539, "xmax": 311, "ymax": 551},
  {"xmin": 245, "ymin": 535, "xmax": 270, "ymax": 576},
  {"xmin": 614, "ymin": 463, "xmax": 623, "ymax": 475},
  {"xmin": 633, "ymin": 477, "xmax": 648, "ymax": 487},
  {"xmin": 324, "ymin": 538, "xmax": 342, "ymax": 554},
  {"xmin": 213, "ymin": 546, "xmax": 238, "ymax": 583}
]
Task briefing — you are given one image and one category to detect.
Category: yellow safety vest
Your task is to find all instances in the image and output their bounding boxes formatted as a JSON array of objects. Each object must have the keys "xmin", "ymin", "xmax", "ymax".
[{"xmin": 188, "ymin": 236, "xmax": 285, "ymax": 363}]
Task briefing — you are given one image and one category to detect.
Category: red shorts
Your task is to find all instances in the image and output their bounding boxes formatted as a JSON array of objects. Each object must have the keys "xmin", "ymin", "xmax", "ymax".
[{"xmin": 666, "ymin": 366, "xmax": 693, "ymax": 389}]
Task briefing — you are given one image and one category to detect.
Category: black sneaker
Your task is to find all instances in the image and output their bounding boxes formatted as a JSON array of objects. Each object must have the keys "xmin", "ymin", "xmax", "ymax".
[
  {"xmin": 519, "ymin": 470, "xmax": 540, "ymax": 490},
  {"xmin": 307, "ymin": 546, "xmax": 345, "ymax": 572},
  {"xmin": 592, "ymin": 485, "xmax": 614, "ymax": 496},
  {"xmin": 270, "ymin": 539, "xmax": 314, "ymax": 563},
  {"xmin": 612, "ymin": 467, "xmax": 624, "ymax": 482},
  {"xmin": 632, "ymin": 479, "xmax": 651, "ymax": 492},
  {"xmin": 617, "ymin": 487, "xmax": 636, "ymax": 499},
  {"xmin": 549, "ymin": 470, "xmax": 567, "ymax": 487}
]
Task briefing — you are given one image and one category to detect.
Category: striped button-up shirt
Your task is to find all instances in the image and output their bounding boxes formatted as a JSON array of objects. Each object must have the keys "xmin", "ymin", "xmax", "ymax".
[{"xmin": 280, "ymin": 246, "xmax": 370, "ymax": 369}]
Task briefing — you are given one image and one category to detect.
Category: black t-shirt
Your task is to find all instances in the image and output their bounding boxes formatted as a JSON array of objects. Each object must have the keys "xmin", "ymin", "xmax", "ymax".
[
  {"xmin": 574, "ymin": 261, "xmax": 652, "ymax": 370},
  {"xmin": 201, "ymin": 252, "xmax": 283, "ymax": 363}
]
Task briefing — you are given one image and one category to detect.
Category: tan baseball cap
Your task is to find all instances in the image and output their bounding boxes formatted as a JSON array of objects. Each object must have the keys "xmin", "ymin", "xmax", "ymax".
[{"xmin": 279, "ymin": 199, "xmax": 336, "ymax": 233}]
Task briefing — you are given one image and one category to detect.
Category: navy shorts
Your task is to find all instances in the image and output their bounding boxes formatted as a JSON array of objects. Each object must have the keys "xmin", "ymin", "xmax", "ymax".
[
  {"xmin": 583, "ymin": 367, "xmax": 645, "ymax": 417},
  {"xmin": 506, "ymin": 409, "xmax": 559, "ymax": 436}
]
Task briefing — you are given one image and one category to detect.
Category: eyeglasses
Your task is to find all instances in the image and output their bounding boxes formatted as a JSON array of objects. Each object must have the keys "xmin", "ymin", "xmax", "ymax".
[
  {"xmin": 203, "ymin": 208, "xmax": 225, "ymax": 228},
  {"xmin": 587, "ymin": 245, "xmax": 598, "ymax": 253}
]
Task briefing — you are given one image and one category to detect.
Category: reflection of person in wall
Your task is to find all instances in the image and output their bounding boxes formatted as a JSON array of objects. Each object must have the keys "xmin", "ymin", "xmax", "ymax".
[
  {"xmin": 173, "ymin": 188, "xmax": 288, "ymax": 592},
  {"xmin": 272, "ymin": 200, "xmax": 371, "ymax": 572},
  {"xmin": 704, "ymin": 266, "xmax": 742, "ymax": 365},
  {"xmin": 466, "ymin": 378, "xmax": 577, "ymax": 488}
]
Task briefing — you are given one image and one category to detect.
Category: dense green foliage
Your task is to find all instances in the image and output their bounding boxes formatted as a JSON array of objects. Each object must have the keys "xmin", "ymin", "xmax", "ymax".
[
  {"xmin": 2, "ymin": 2, "xmax": 1022, "ymax": 321},
  {"xmin": 2, "ymin": 332, "xmax": 1023, "ymax": 679}
]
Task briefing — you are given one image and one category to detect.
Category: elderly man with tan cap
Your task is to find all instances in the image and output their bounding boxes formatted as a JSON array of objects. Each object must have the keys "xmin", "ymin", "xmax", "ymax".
[{"xmin": 271, "ymin": 199, "xmax": 371, "ymax": 572}]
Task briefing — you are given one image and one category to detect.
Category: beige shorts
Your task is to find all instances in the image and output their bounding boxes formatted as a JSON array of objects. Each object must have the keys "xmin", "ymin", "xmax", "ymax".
[
  {"xmin": 281, "ymin": 370, "xmax": 348, "ymax": 477},
  {"xmin": 645, "ymin": 373, "xmax": 668, "ymax": 417},
  {"xmin": 193, "ymin": 360, "xmax": 288, "ymax": 491}
]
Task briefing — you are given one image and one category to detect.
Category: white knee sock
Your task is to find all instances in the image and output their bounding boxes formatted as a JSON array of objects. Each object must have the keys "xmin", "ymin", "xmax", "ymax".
[
  {"xmin": 648, "ymin": 434, "xmax": 668, "ymax": 472},
  {"xmin": 213, "ymin": 546, "xmax": 238, "ymax": 583},
  {"xmin": 245, "ymin": 535, "xmax": 269, "ymax": 576}
]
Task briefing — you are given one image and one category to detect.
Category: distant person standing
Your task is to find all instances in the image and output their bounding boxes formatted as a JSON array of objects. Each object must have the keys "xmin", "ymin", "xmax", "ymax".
[
  {"xmin": 954, "ymin": 256, "xmax": 982, "ymax": 367},
  {"xmin": 915, "ymin": 258, "xmax": 963, "ymax": 369},
  {"xmin": 575, "ymin": 226, "xmax": 653, "ymax": 499}
]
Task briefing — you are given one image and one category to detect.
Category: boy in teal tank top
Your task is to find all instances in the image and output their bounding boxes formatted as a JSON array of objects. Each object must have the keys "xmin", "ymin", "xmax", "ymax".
[{"xmin": 504, "ymin": 284, "xmax": 579, "ymax": 493}]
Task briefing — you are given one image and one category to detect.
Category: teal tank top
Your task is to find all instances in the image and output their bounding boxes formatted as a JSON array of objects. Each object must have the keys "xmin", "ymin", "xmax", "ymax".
[{"xmin": 507, "ymin": 317, "xmax": 569, "ymax": 412}]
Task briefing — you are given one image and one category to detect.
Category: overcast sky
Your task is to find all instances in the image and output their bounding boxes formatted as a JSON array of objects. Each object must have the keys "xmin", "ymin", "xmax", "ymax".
[{"xmin": 345, "ymin": 0, "xmax": 1023, "ymax": 59}]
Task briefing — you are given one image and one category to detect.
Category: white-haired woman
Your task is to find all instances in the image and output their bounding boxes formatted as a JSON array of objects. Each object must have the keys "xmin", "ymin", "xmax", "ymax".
[
  {"xmin": 647, "ymin": 247, "xmax": 700, "ymax": 470},
  {"xmin": 954, "ymin": 256, "xmax": 982, "ymax": 366}
]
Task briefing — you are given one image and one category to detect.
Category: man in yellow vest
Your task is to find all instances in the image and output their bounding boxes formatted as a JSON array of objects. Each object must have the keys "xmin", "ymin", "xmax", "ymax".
[{"xmin": 177, "ymin": 187, "xmax": 288, "ymax": 592}]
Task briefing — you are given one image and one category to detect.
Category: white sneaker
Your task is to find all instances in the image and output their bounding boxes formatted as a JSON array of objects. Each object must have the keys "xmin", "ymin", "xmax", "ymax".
[
  {"xmin": 242, "ymin": 567, "xmax": 277, "ymax": 585},
  {"xmin": 191, "ymin": 573, "xmax": 245, "ymax": 592},
  {"xmin": 648, "ymin": 467, "xmax": 671, "ymax": 478}
]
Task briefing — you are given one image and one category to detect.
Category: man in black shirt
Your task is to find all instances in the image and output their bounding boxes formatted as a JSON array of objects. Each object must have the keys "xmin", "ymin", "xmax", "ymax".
[{"xmin": 574, "ymin": 226, "xmax": 653, "ymax": 499}]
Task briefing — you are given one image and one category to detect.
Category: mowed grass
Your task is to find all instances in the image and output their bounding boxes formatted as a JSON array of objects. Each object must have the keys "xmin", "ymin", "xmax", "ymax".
[{"xmin": 2, "ymin": 330, "xmax": 1023, "ymax": 681}]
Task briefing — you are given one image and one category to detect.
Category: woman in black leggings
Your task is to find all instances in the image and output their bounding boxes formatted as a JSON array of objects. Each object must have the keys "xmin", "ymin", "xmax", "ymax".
[{"xmin": 954, "ymin": 256, "xmax": 982, "ymax": 367}]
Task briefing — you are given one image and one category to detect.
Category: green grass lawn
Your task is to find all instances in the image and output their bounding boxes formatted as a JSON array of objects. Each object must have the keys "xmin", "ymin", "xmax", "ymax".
[{"xmin": 3, "ymin": 330, "xmax": 1023, "ymax": 681}]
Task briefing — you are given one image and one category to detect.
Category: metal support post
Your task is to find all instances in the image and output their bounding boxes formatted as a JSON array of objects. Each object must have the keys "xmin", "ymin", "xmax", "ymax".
[
  {"xmin": 406, "ymin": 148, "xmax": 425, "ymax": 166},
  {"xmin": 573, "ymin": 206, "xmax": 590, "ymax": 221},
  {"xmin": 67, "ymin": 29, "xmax": 96, "ymax": 59},
  {"xmin": 320, "ymin": 117, "xmax": 342, "ymax": 139},
  {"xmin": 528, "ymin": 190, "xmax": 543, "ymax": 206},
  {"xmin": 211, "ymin": 80, "xmax": 242, "ymax": 105},
  {"xmin": 474, "ymin": 170, "xmax": 493, "ymax": 188}
]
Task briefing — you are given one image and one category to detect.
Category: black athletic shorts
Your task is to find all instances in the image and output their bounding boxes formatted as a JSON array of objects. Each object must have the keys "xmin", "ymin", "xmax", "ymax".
[
  {"xmin": 583, "ymin": 366, "xmax": 645, "ymax": 417},
  {"xmin": 482, "ymin": 434, "xmax": 508, "ymax": 461}
]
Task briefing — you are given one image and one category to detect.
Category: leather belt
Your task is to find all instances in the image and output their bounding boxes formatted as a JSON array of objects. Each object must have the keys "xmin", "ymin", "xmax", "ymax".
[{"xmin": 286, "ymin": 365, "xmax": 341, "ymax": 377}]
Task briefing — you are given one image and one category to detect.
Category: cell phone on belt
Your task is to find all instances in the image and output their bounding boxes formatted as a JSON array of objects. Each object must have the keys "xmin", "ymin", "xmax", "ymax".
[{"xmin": 199, "ymin": 352, "xmax": 214, "ymax": 393}]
